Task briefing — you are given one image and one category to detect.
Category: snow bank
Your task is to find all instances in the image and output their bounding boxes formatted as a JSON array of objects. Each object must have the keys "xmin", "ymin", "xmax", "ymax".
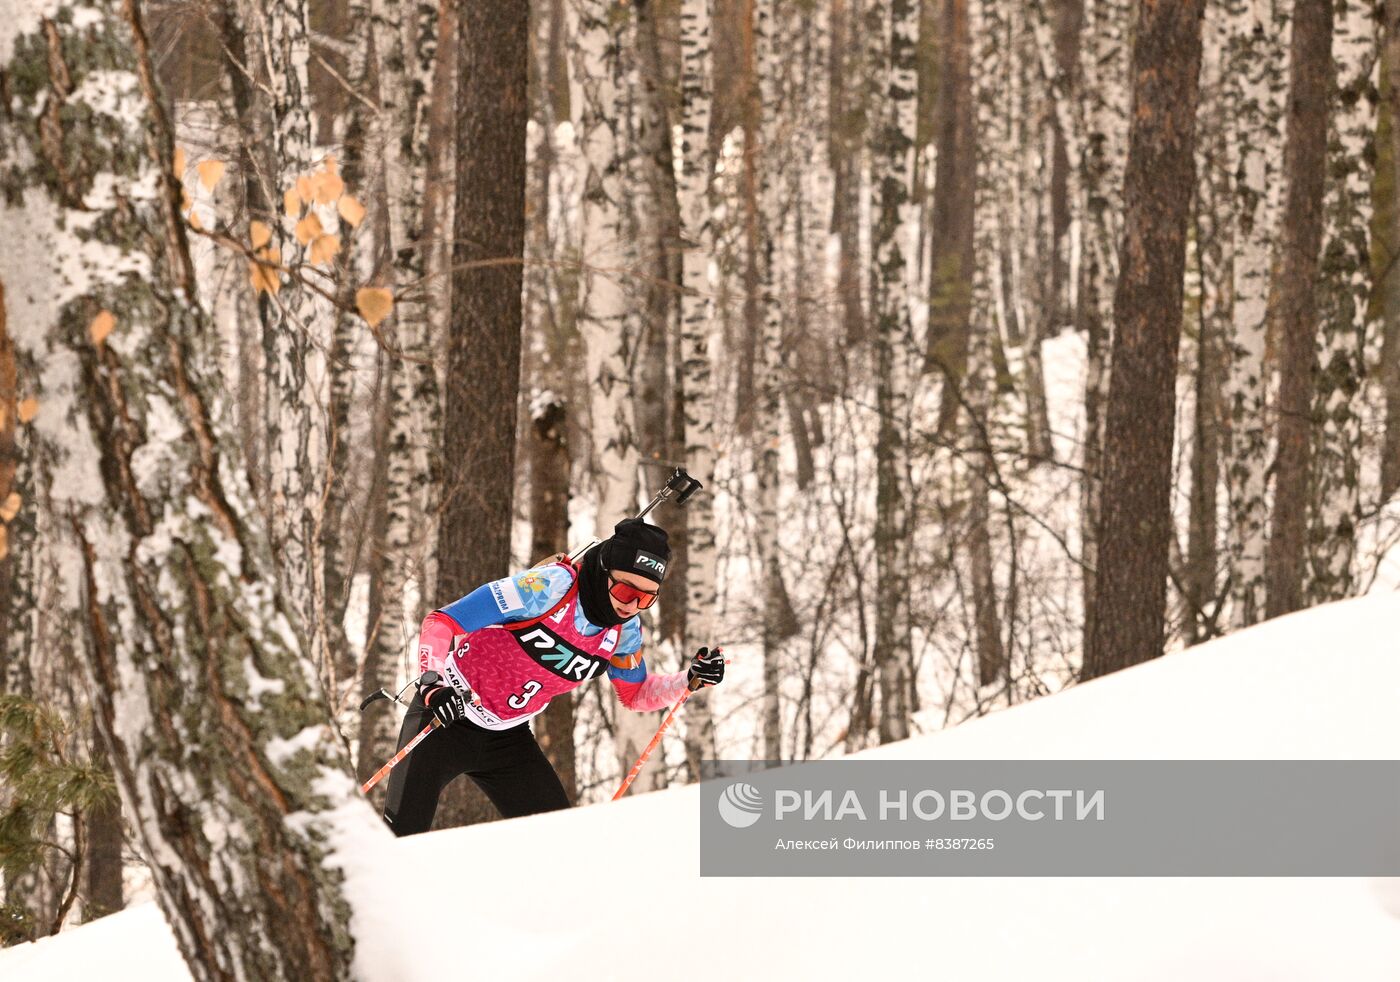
[{"xmin": 4, "ymin": 592, "xmax": 1399, "ymax": 980}]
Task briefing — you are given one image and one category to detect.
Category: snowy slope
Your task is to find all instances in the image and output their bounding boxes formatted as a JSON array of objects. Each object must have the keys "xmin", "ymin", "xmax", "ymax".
[{"xmin": 4, "ymin": 592, "xmax": 1400, "ymax": 981}]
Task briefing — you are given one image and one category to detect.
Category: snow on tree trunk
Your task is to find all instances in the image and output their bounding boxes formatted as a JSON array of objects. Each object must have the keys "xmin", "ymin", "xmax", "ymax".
[
  {"xmin": 1221, "ymin": 0, "xmax": 1288, "ymax": 629},
  {"xmin": 678, "ymin": 0, "xmax": 719, "ymax": 776},
  {"xmin": 0, "ymin": 1, "xmax": 370, "ymax": 976},
  {"xmin": 1308, "ymin": 0, "xmax": 1377, "ymax": 604},
  {"xmin": 870, "ymin": 0, "xmax": 917, "ymax": 744}
]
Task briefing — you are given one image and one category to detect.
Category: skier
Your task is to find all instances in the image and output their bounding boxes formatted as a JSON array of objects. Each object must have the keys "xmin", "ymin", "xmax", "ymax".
[{"xmin": 382, "ymin": 518, "xmax": 724, "ymax": 834}]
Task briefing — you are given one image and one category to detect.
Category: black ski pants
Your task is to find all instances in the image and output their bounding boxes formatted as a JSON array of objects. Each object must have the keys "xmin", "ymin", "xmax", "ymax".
[{"xmin": 381, "ymin": 695, "xmax": 571, "ymax": 836}]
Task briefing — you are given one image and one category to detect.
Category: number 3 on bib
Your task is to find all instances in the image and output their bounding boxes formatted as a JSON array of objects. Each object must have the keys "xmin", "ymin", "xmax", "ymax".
[{"xmin": 507, "ymin": 679, "xmax": 544, "ymax": 710}]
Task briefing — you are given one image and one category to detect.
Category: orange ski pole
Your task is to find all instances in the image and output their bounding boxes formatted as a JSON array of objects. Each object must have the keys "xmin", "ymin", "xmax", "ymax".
[
  {"xmin": 612, "ymin": 682, "xmax": 698, "ymax": 800},
  {"xmin": 360, "ymin": 718, "xmax": 441, "ymax": 794},
  {"xmin": 613, "ymin": 647, "xmax": 726, "ymax": 800}
]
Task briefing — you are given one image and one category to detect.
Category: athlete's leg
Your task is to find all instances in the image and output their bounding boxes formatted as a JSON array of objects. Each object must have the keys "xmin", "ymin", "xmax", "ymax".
[{"xmin": 465, "ymin": 723, "xmax": 571, "ymax": 819}]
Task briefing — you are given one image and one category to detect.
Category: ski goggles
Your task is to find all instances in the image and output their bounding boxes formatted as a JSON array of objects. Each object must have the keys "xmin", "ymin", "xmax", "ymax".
[{"xmin": 607, "ymin": 572, "xmax": 660, "ymax": 610}]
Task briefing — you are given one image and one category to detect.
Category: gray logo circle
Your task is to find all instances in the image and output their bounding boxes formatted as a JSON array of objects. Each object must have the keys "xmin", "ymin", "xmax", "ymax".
[{"xmin": 717, "ymin": 781, "xmax": 764, "ymax": 828}]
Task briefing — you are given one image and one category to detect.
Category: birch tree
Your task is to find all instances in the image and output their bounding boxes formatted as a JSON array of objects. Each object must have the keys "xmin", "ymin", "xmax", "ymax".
[
  {"xmin": 870, "ymin": 0, "xmax": 918, "ymax": 743},
  {"xmin": 1221, "ymin": 0, "xmax": 1288, "ymax": 629},
  {"xmin": 572, "ymin": 0, "xmax": 640, "ymax": 533},
  {"xmin": 0, "ymin": 0, "xmax": 370, "ymax": 974},
  {"xmin": 968, "ymin": 0, "xmax": 1005, "ymax": 688},
  {"xmin": 359, "ymin": 0, "xmax": 445, "ymax": 784},
  {"xmin": 678, "ymin": 0, "xmax": 720, "ymax": 776},
  {"xmin": 1308, "ymin": 0, "xmax": 1377, "ymax": 603}
]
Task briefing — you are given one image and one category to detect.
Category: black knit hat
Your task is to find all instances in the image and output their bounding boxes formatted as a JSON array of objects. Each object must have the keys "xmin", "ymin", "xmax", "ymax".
[{"xmin": 601, "ymin": 518, "xmax": 671, "ymax": 582}]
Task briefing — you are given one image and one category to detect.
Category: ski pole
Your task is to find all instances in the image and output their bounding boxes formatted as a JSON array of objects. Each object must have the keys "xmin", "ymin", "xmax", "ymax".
[
  {"xmin": 358, "ymin": 671, "xmax": 445, "ymax": 795},
  {"xmin": 360, "ymin": 718, "xmax": 441, "ymax": 794},
  {"xmin": 612, "ymin": 649, "xmax": 724, "ymax": 800},
  {"xmin": 569, "ymin": 467, "xmax": 703, "ymax": 564}
]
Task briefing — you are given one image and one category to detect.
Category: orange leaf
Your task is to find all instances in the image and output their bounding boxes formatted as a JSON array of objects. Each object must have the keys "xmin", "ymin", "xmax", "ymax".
[
  {"xmin": 284, "ymin": 187, "xmax": 302, "ymax": 219},
  {"xmin": 0, "ymin": 525, "xmax": 8, "ymax": 561},
  {"xmin": 356, "ymin": 287, "xmax": 394, "ymax": 327},
  {"xmin": 249, "ymin": 246, "xmax": 283, "ymax": 296},
  {"xmin": 17, "ymin": 397, "xmax": 38, "ymax": 424},
  {"xmin": 337, "ymin": 194, "xmax": 366, "ymax": 228},
  {"xmin": 313, "ymin": 171, "xmax": 344, "ymax": 205},
  {"xmin": 0, "ymin": 492, "xmax": 19, "ymax": 522},
  {"xmin": 188, "ymin": 210, "xmax": 203, "ymax": 231},
  {"xmin": 174, "ymin": 146, "xmax": 186, "ymax": 177},
  {"xmin": 294, "ymin": 212, "xmax": 324, "ymax": 246},
  {"xmin": 181, "ymin": 189, "xmax": 191, "ymax": 213},
  {"xmin": 308, "ymin": 234, "xmax": 341, "ymax": 265},
  {"xmin": 324, "ymin": 154, "xmax": 339, "ymax": 176},
  {"xmin": 296, "ymin": 175, "xmax": 314, "ymax": 204},
  {"xmin": 250, "ymin": 220, "xmax": 272, "ymax": 250},
  {"xmin": 196, "ymin": 159, "xmax": 226, "ymax": 192},
  {"xmin": 89, "ymin": 310, "xmax": 116, "ymax": 346}
]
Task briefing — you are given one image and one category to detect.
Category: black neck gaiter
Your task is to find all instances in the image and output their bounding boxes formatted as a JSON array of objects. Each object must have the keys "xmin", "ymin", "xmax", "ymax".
[{"xmin": 576, "ymin": 545, "xmax": 626, "ymax": 628}]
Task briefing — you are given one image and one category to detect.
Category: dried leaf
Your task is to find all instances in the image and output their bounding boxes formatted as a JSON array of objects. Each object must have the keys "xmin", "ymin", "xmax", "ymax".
[
  {"xmin": 324, "ymin": 154, "xmax": 339, "ymax": 176},
  {"xmin": 188, "ymin": 210, "xmax": 203, "ymax": 231},
  {"xmin": 174, "ymin": 146, "xmax": 186, "ymax": 177},
  {"xmin": 355, "ymin": 287, "xmax": 394, "ymax": 328},
  {"xmin": 250, "ymin": 220, "xmax": 272, "ymax": 250},
  {"xmin": 181, "ymin": 189, "xmax": 191, "ymax": 213},
  {"xmin": 0, "ymin": 525, "xmax": 8, "ymax": 561},
  {"xmin": 296, "ymin": 175, "xmax": 314, "ymax": 204},
  {"xmin": 17, "ymin": 397, "xmax": 38, "ymax": 424},
  {"xmin": 89, "ymin": 310, "xmax": 116, "ymax": 346},
  {"xmin": 294, "ymin": 212, "xmax": 324, "ymax": 246},
  {"xmin": 196, "ymin": 159, "xmax": 226, "ymax": 192},
  {"xmin": 337, "ymin": 194, "xmax": 366, "ymax": 228},
  {"xmin": 0, "ymin": 492, "xmax": 19, "ymax": 523},
  {"xmin": 249, "ymin": 246, "xmax": 283, "ymax": 296},
  {"xmin": 308, "ymin": 234, "xmax": 341, "ymax": 265},
  {"xmin": 312, "ymin": 170, "xmax": 344, "ymax": 205},
  {"xmin": 284, "ymin": 187, "xmax": 302, "ymax": 219}
]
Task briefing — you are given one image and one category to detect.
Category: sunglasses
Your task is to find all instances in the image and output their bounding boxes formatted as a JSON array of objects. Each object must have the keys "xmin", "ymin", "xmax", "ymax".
[{"xmin": 607, "ymin": 572, "xmax": 660, "ymax": 610}]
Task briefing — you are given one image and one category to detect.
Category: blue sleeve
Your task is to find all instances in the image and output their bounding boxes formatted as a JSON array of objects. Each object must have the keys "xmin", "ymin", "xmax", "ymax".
[{"xmin": 439, "ymin": 566, "xmax": 574, "ymax": 631}]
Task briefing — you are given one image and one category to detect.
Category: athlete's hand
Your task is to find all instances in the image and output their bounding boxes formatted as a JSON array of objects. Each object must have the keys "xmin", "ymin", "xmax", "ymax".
[
  {"xmin": 687, "ymin": 646, "xmax": 725, "ymax": 689},
  {"xmin": 423, "ymin": 685, "xmax": 468, "ymax": 726}
]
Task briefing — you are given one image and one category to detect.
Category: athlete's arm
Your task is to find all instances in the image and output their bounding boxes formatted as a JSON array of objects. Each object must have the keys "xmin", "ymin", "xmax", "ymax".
[
  {"xmin": 607, "ymin": 630, "xmax": 689, "ymax": 712},
  {"xmin": 418, "ymin": 566, "xmax": 574, "ymax": 675}
]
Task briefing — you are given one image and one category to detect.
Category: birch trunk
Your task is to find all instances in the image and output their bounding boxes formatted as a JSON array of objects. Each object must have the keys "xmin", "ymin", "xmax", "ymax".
[
  {"xmin": 1222, "ymin": 0, "xmax": 1288, "ymax": 629},
  {"xmin": 572, "ymin": 0, "xmax": 641, "ymax": 533},
  {"xmin": 1077, "ymin": 0, "xmax": 1130, "ymax": 651},
  {"xmin": 969, "ymin": 0, "xmax": 1005, "ymax": 688},
  {"xmin": 1308, "ymin": 0, "xmax": 1377, "ymax": 604},
  {"xmin": 871, "ymin": 0, "xmax": 918, "ymax": 743},
  {"xmin": 0, "ymin": 1, "xmax": 367, "ymax": 975},
  {"xmin": 679, "ymin": 0, "xmax": 719, "ymax": 776},
  {"xmin": 360, "ymin": 0, "xmax": 444, "ymax": 789}
]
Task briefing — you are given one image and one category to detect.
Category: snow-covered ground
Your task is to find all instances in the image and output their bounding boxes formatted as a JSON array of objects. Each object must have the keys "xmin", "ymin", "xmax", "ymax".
[{"xmin": 4, "ymin": 591, "xmax": 1399, "ymax": 981}]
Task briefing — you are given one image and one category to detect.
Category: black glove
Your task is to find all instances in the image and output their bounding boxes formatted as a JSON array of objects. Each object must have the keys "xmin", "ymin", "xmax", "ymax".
[
  {"xmin": 687, "ymin": 646, "xmax": 725, "ymax": 689},
  {"xmin": 423, "ymin": 685, "xmax": 468, "ymax": 726}
]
